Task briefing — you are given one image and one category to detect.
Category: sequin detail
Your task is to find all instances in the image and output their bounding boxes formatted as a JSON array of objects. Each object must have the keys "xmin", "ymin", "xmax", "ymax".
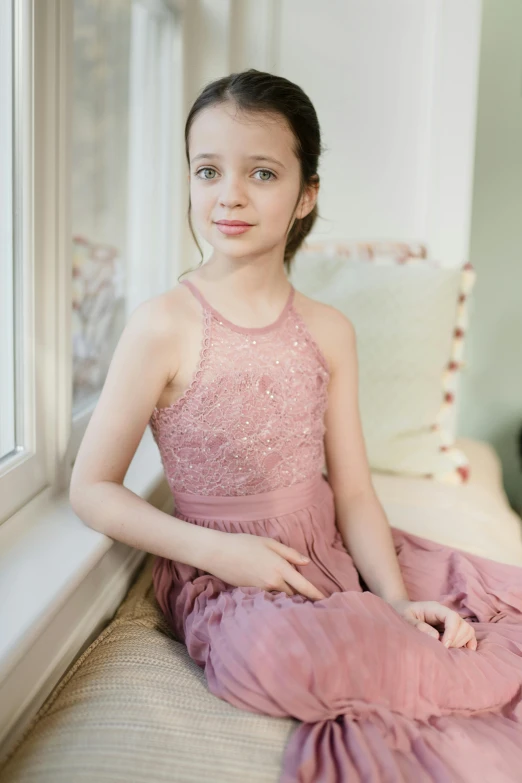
[{"xmin": 149, "ymin": 281, "xmax": 330, "ymax": 496}]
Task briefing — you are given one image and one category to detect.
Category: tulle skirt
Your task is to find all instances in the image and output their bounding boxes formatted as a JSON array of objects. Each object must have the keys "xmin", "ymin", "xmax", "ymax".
[{"xmin": 153, "ymin": 472, "xmax": 522, "ymax": 782}]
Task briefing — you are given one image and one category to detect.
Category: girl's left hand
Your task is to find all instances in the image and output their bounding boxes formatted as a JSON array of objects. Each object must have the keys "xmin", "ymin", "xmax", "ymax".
[{"xmin": 386, "ymin": 599, "xmax": 478, "ymax": 650}]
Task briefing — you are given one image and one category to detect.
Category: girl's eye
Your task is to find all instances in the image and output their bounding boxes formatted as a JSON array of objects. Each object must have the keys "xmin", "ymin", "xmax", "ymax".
[
  {"xmin": 254, "ymin": 169, "xmax": 275, "ymax": 181},
  {"xmin": 194, "ymin": 168, "xmax": 276, "ymax": 181},
  {"xmin": 196, "ymin": 167, "xmax": 217, "ymax": 180}
]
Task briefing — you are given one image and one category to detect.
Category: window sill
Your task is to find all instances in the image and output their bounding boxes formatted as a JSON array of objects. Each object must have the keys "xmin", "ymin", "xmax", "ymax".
[{"xmin": 0, "ymin": 427, "xmax": 171, "ymax": 761}]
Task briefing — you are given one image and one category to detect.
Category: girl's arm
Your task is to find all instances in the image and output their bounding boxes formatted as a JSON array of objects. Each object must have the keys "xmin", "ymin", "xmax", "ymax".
[
  {"xmin": 69, "ymin": 296, "xmax": 226, "ymax": 570},
  {"xmin": 320, "ymin": 308, "xmax": 409, "ymax": 603}
]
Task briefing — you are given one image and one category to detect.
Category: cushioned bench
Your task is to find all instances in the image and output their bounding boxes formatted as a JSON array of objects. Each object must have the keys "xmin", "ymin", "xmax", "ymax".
[{"xmin": 0, "ymin": 554, "xmax": 295, "ymax": 783}]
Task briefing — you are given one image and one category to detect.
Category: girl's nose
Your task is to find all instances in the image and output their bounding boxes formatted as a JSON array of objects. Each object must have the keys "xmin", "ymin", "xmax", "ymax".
[{"xmin": 219, "ymin": 175, "xmax": 247, "ymax": 208}]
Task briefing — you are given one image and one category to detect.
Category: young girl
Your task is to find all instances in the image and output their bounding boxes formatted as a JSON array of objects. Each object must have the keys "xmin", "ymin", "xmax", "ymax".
[{"xmin": 70, "ymin": 70, "xmax": 522, "ymax": 781}]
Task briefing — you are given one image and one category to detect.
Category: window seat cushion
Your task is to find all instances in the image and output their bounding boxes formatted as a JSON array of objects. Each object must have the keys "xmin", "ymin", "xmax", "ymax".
[{"xmin": 0, "ymin": 554, "xmax": 294, "ymax": 783}]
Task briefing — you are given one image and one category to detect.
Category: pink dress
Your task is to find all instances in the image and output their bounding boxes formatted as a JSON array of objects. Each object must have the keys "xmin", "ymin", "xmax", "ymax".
[{"xmin": 150, "ymin": 278, "xmax": 522, "ymax": 782}]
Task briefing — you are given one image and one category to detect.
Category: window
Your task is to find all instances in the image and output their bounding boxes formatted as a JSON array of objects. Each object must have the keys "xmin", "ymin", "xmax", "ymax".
[
  {"xmin": 0, "ymin": 0, "xmax": 185, "ymax": 525},
  {"xmin": 71, "ymin": 0, "xmax": 132, "ymax": 414},
  {"xmin": 68, "ymin": 0, "xmax": 184, "ymax": 458}
]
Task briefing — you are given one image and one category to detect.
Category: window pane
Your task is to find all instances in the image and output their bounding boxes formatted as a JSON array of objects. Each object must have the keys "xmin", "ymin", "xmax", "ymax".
[
  {"xmin": 0, "ymin": 0, "xmax": 16, "ymax": 461},
  {"xmin": 71, "ymin": 0, "xmax": 180, "ymax": 417},
  {"xmin": 71, "ymin": 0, "xmax": 130, "ymax": 413}
]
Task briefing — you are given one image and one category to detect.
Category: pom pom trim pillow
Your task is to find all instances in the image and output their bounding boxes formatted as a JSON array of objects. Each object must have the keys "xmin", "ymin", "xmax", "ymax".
[{"xmin": 291, "ymin": 240, "xmax": 476, "ymax": 485}]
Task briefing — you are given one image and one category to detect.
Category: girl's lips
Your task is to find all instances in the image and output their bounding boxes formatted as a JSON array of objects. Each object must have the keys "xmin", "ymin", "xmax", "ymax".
[{"xmin": 216, "ymin": 223, "xmax": 253, "ymax": 235}]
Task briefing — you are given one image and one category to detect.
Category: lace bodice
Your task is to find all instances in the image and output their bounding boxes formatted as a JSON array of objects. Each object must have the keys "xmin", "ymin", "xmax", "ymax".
[{"xmin": 149, "ymin": 279, "xmax": 330, "ymax": 496}]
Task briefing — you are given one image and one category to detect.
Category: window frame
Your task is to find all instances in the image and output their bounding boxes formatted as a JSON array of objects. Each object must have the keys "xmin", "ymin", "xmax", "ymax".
[
  {"xmin": 0, "ymin": 0, "xmax": 15, "ymax": 468},
  {"xmin": 0, "ymin": 0, "xmax": 50, "ymax": 525}
]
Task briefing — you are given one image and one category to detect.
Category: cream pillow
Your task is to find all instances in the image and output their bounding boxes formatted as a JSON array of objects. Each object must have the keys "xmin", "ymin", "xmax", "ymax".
[{"xmin": 290, "ymin": 240, "xmax": 476, "ymax": 484}]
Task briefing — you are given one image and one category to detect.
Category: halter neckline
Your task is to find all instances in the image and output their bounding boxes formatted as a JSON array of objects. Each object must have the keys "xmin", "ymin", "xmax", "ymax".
[{"xmin": 180, "ymin": 279, "xmax": 295, "ymax": 335}]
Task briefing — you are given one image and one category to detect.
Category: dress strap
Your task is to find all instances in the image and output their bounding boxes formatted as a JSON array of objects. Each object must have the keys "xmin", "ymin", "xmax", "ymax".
[
  {"xmin": 180, "ymin": 278, "xmax": 295, "ymax": 335},
  {"xmin": 180, "ymin": 279, "xmax": 209, "ymax": 310}
]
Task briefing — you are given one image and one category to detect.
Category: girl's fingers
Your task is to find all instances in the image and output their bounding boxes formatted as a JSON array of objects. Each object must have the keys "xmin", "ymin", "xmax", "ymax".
[
  {"xmin": 420, "ymin": 604, "xmax": 459, "ymax": 647},
  {"xmin": 424, "ymin": 606, "xmax": 474, "ymax": 649},
  {"xmin": 413, "ymin": 620, "xmax": 439, "ymax": 640},
  {"xmin": 455, "ymin": 620, "xmax": 476, "ymax": 649},
  {"xmin": 445, "ymin": 618, "xmax": 477, "ymax": 649},
  {"xmin": 440, "ymin": 611, "xmax": 463, "ymax": 647},
  {"xmin": 450, "ymin": 626, "xmax": 470, "ymax": 648},
  {"xmin": 285, "ymin": 568, "xmax": 327, "ymax": 602}
]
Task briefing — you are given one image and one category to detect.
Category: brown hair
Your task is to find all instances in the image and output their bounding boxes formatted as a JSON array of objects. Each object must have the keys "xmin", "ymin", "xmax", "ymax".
[{"xmin": 179, "ymin": 68, "xmax": 325, "ymax": 281}]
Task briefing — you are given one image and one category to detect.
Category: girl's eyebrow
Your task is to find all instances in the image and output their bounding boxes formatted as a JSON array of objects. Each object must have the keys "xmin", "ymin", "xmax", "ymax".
[{"xmin": 191, "ymin": 153, "xmax": 286, "ymax": 169}]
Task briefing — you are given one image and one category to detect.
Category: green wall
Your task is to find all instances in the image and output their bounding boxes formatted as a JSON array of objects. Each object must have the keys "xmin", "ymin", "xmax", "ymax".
[{"xmin": 458, "ymin": 0, "xmax": 522, "ymax": 513}]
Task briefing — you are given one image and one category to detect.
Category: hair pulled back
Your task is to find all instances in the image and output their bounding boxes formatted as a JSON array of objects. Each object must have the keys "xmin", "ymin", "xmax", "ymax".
[{"xmin": 180, "ymin": 68, "xmax": 324, "ymax": 280}]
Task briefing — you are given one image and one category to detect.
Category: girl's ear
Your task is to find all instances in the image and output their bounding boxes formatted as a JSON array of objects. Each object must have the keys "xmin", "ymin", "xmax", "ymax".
[{"xmin": 296, "ymin": 176, "xmax": 320, "ymax": 219}]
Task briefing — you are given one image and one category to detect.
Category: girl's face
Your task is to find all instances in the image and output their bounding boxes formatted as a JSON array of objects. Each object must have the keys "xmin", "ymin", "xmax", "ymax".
[{"xmin": 187, "ymin": 102, "xmax": 318, "ymax": 262}]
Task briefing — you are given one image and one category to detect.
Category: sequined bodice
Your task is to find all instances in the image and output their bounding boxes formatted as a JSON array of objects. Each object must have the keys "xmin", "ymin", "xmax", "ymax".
[{"xmin": 149, "ymin": 279, "xmax": 330, "ymax": 496}]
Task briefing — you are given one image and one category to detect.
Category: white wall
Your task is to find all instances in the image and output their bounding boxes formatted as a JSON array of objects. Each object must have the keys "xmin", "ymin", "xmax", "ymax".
[
  {"xmin": 235, "ymin": 0, "xmax": 482, "ymax": 266},
  {"xmin": 180, "ymin": 0, "xmax": 233, "ymax": 271}
]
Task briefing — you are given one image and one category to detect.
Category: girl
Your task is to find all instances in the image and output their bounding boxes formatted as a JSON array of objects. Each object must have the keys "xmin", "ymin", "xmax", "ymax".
[{"xmin": 70, "ymin": 70, "xmax": 522, "ymax": 782}]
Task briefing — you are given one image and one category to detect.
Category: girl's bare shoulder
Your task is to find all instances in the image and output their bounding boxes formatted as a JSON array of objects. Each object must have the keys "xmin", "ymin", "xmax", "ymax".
[
  {"xmin": 292, "ymin": 288, "xmax": 355, "ymax": 373},
  {"xmin": 129, "ymin": 282, "xmax": 198, "ymax": 384}
]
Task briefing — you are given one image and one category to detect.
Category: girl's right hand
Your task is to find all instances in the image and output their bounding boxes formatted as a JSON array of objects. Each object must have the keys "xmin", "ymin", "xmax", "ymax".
[{"xmin": 207, "ymin": 532, "xmax": 327, "ymax": 602}]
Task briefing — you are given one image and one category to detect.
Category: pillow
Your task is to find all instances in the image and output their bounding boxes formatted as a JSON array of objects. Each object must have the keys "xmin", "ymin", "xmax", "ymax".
[{"xmin": 290, "ymin": 240, "xmax": 476, "ymax": 484}]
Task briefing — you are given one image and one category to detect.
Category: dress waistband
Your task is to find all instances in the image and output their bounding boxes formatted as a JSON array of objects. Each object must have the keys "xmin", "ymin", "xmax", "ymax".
[{"xmin": 172, "ymin": 473, "xmax": 327, "ymax": 522}]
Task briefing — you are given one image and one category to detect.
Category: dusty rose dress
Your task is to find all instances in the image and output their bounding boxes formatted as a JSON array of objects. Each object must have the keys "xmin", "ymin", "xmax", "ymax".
[{"xmin": 150, "ymin": 278, "xmax": 522, "ymax": 782}]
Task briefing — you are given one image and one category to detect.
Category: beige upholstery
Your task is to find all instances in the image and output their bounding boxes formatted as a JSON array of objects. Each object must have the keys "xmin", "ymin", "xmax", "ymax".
[
  {"xmin": 1, "ymin": 438, "xmax": 519, "ymax": 782},
  {"xmin": 0, "ymin": 554, "xmax": 296, "ymax": 783}
]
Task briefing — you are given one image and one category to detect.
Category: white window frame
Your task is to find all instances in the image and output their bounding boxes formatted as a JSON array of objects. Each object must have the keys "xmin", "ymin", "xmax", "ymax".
[
  {"xmin": 0, "ymin": 0, "xmax": 49, "ymax": 524},
  {"xmin": 0, "ymin": 0, "xmax": 16, "ymax": 468}
]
